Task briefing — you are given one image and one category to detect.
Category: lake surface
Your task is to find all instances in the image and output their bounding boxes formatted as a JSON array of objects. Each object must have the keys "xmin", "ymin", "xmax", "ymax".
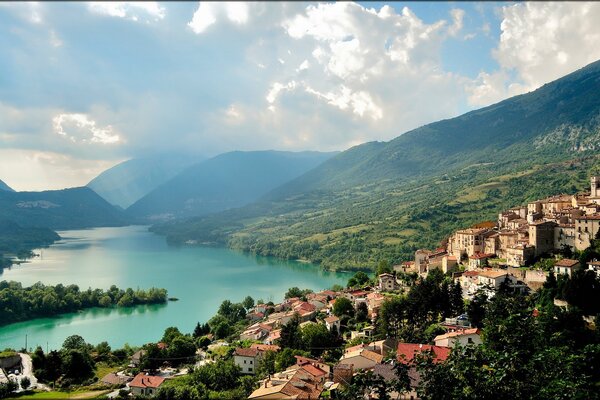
[{"xmin": 0, "ymin": 226, "xmax": 349, "ymax": 351}]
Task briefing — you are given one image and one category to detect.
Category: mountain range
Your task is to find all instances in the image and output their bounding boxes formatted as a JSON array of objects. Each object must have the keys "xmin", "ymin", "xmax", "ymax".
[
  {"xmin": 153, "ymin": 59, "xmax": 600, "ymax": 270},
  {"xmin": 126, "ymin": 150, "xmax": 336, "ymax": 221},
  {"xmin": 87, "ymin": 154, "xmax": 203, "ymax": 209}
]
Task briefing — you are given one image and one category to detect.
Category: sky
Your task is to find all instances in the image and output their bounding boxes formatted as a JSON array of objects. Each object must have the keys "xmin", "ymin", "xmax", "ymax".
[{"xmin": 2, "ymin": 2, "xmax": 600, "ymax": 191}]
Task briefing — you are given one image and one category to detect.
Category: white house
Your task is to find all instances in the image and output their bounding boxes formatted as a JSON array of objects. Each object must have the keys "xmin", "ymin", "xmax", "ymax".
[
  {"xmin": 129, "ymin": 374, "xmax": 165, "ymax": 397},
  {"xmin": 554, "ymin": 259, "xmax": 581, "ymax": 277},
  {"xmin": 324, "ymin": 315, "xmax": 340, "ymax": 332},
  {"xmin": 434, "ymin": 328, "xmax": 482, "ymax": 347},
  {"xmin": 234, "ymin": 348, "xmax": 260, "ymax": 374}
]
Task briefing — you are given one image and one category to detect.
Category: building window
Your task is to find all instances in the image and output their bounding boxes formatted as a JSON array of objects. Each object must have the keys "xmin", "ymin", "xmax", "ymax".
[
  {"xmin": 249, "ymin": 367, "xmax": 253, "ymax": 372},
  {"xmin": 244, "ymin": 360, "xmax": 246, "ymax": 364}
]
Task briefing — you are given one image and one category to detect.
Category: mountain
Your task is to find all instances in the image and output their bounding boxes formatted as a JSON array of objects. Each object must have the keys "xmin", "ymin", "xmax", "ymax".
[
  {"xmin": 0, "ymin": 187, "xmax": 132, "ymax": 230},
  {"xmin": 127, "ymin": 151, "xmax": 337, "ymax": 221},
  {"xmin": 0, "ymin": 219, "xmax": 59, "ymax": 256},
  {"xmin": 87, "ymin": 154, "xmax": 203, "ymax": 209},
  {"xmin": 153, "ymin": 59, "xmax": 600, "ymax": 270},
  {"xmin": 0, "ymin": 179, "xmax": 14, "ymax": 192}
]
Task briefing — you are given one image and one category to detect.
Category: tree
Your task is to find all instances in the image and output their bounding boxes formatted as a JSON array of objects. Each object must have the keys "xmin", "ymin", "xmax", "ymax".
[
  {"xmin": 467, "ymin": 291, "xmax": 487, "ymax": 328},
  {"xmin": 356, "ymin": 301, "xmax": 369, "ymax": 323},
  {"xmin": 376, "ymin": 260, "xmax": 392, "ymax": 276},
  {"xmin": 302, "ymin": 323, "xmax": 333, "ymax": 357},
  {"xmin": 162, "ymin": 327, "xmax": 183, "ymax": 344},
  {"xmin": 62, "ymin": 335, "xmax": 88, "ymax": 351},
  {"xmin": 61, "ymin": 349, "xmax": 95, "ymax": 383},
  {"xmin": 279, "ymin": 313, "xmax": 303, "ymax": 350},
  {"xmin": 449, "ymin": 282, "xmax": 464, "ymax": 316},
  {"xmin": 168, "ymin": 336, "xmax": 197, "ymax": 363},
  {"xmin": 274, "ymin": 348, "xmax": 309, "ymax": 372},
  {"xmin": 242, "ymin": 296, "xmax": 255, "ymax": 310},
  {"xmin": 377, "ymin": 296, "xmax": 407, "ymax": 338},
  {"xmin": 333, "ymin": 297, "xmax": 354, "ymax": 318},
  {"xmin": 193, "ymin": 322, "xmax": 210, "ymax": 338},
  {"xmin": 348, "ymin": 271, "xmax": 370, "ymax": 288},
  {"xmin": 45, "ymin": 350, "xmax": 62, "ymax": 386},
  {"xmin": 20, "ymin": 377, "xmax": 30, "ymax": 390}
]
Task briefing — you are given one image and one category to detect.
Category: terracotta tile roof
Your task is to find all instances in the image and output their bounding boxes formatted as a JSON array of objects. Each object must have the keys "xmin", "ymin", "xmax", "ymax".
[
  {"xmin": 251, "ymin": 344, "xmax": 280, "ymax": 353},
  {"xmin": 234, "ymin": 347, "xmax": 259, "ymax": 357},
  {"xmin": 130, "ymin": 373, "xmax": 165, "ymax": 389},
  {"xmin": 434, "ymin": 328, "xmax": 480, "ymax": 341},
  {"xmin": 478, "ymin": 270, "xmax": 509, "ymax": 279},
  {"xmin": 301, "ymin": 363, "xmax": 327, "ymax": 378},
  {"xmin": 397, "ymin": 344, "xmax": 450, "ymax": 364},
  {"xmin": 555, "ymin": 259, "xmax": 580, "ymax": 268},
  {"xmin": 469, "ymin": 253, "xmax": 495, "ymax": 260},
  {"xmin": 324, "ymin": 315, "xmax": 340, "ymax": 323}
]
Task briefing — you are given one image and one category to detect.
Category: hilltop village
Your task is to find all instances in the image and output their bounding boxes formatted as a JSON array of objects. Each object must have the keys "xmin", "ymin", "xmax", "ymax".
[{"xmin": 2, "ymin": 178, "xmax": 600, "ymax": 399}]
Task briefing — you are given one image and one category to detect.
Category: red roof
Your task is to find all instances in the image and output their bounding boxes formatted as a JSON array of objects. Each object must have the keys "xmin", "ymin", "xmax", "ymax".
[
  {"xmin": 234, "ymin": 347, "xmax": 259, "ymax": 357},
  {"xmin": 397, "ymin": 343, "xmax": 450, "ymax": 364},
  {"xmin": 301, "ymin": 363, "xmax": 327, "ymax": 377},
  {"xmin": 130, "ymin": 374, "xmax": 165, "ymax": 389},
  {"xmin": 555, "ymin": 259, "xmax": 580, "ymax": 268},
  {"xmin": 250, "ymin": 343, "xmax": 280, "ymax": 353},
  {"xmin": 469, "ymin": 253, "xmax": 495, "ymax": 260}
]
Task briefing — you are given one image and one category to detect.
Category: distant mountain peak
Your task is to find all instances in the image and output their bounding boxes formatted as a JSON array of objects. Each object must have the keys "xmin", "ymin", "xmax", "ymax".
[{"xmin": 0, "ymin": 179, "xmax": 14, "ymax": 192}]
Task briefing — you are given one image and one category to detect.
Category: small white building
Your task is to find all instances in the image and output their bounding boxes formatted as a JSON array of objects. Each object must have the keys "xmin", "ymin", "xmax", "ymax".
[
  {"xmin": 554, "ymin": 259, "xmax": 581, "ymax": 277},
  {"xmin": 234, "ymin": 348, "xmax": 260, "ymax": 375},
  {"xmin": 324, "ymin": 315, "xmax": 340, "ymax": 333},
  {"xmin": 434, "ymin": 328, "xmax": 482, "ymax": 347}
]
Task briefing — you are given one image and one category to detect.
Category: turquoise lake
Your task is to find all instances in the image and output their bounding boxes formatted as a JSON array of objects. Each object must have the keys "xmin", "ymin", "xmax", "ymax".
[{"xmin": 0, "ymin": 226, "xmax": 350, "ymax": 351}]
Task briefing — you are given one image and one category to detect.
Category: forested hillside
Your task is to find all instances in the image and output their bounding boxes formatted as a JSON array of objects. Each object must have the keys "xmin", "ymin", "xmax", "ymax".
[
  {"xmin": 154, "ymin": 60, "xmax": 600, "ymax": 270},
  {"xmin": 0, "ymin": 187, "xmax": 132, "ymax": 230}
]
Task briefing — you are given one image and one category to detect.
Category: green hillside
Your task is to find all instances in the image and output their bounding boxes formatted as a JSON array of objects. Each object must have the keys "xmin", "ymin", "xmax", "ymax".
[
  {"xmin": 0, "ymin": 187, "xmax": 132, "ymax": 230},
  {"xmin": 127, "ymin": 150, "xmax": 337, "ymax": 221},
  {"xmin": 154, "ymin": 60, "xmax": 600, "ymax": 271},
  {"xmin": 88, "ymin": 154, "xmax": 203, "ymax": 209}
]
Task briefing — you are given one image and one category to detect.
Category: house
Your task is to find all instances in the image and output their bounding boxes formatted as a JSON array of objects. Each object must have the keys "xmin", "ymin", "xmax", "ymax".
[
  {"xmin": 396, "ymin": 343, "xmax": 450, "ymax": 365},
  {"xmin": 338, "ymin": 347, "xmax": 383, "ymax": 370},
  {"xmin": 350, "ymin": 325, "xmax": 375, "ymax": 340},
  {"xmin": 246, "ymin": 311, "xmax": 265, "ymax": 322},
  {"xmin": 378, "ymin": 273, "xmax": 398, "ymax": 291},
  {"xmin": 129, "ymin": 373, "xmax": 165, "ymax": 397},
  {"xmin": 467, "ymin": 253, "xmax": 495, "ymax": 270},
  {"xmin": 324, "ymin": 315, "xmax": 340, "ymax": 333},
  {"xmin": 234, "ymin": 348, "xmax": 260, "ymax": 374},
  {"xmin": 554, "ymin": 258, "xmax": 581, "ymax": 277},
  {"xmin": 130, "ymin": 349, "xmax": 146, "ymax": 367},
  {"xmin": 264, "ymin": 329, "xmax": 281, "ymax": 345},
  {"xmin": 235, "ymin": 345, "xmax": 281, "ymax": 375},
  {"xmin": 344, "ymin": 289, "xmax": 369, "ymax": 305},
  {"xmin": 100, "ymin": 372, "xmax": 131, "ymax": 387},
  {"xmin": 587, "ymin": 260, "xmax": 600, "ymax": 276},
  {"xmin": 249, "ymin": 373, "xmax": 322, "ymax": 399},
  {"xmin": 240, "ymin": 323, "xmax": 273, "ymax": 341},
  {"xmin": 434, "ymin": 328, "xmax": 482, "ymax": 347}
]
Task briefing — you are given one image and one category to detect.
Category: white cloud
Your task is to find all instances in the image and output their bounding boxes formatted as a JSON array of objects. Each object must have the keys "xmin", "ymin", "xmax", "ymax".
[
  {"xmin": 188, "ymin": 2, "xmax": 249, "ymax": 34},
  {"xmin": 52, "ymin": 113, "xmax": 121, "ymax": 144},
  {"xmin": 0, "ymin": 149, "xmax": 120, "ymax": 191},
  {"xmin": 88, "ymin": 2, "xmax": 165, "ymax": 22},
  {"xmin": 448, "ymin": 8, "xmax": 465, "ymax": 37},
  {"xmin": 468, "ymin": 2, "xmax": 600, "ymax": 106}
]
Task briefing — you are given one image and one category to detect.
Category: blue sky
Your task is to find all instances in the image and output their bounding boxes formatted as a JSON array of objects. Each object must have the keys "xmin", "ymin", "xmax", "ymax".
[{"xmin": 1, "ymin": 2, "xmax": 600, "ymax": 190}]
